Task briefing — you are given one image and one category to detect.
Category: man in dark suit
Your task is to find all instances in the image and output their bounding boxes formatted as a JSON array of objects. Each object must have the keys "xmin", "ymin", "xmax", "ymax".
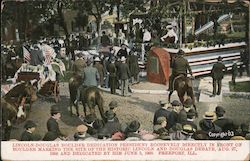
[
  {"xmin": 47, "ymin": 106, "xmax": 65, "ymax": 139},
  {"xmin": 214, "ymin": 106, "xmax": 233, "ymax": 130},
  {"xmin": 153, "ymin": 100, "xmax": 173, "ymax": 130},
  {"xmin": 100, "ymin": 110, "xmax": 121, "ymax": 138},
  {"xmin": 168, "ymin": 49, "xmax": 193, "ymax": 91},
  {"xmin": 83, "ymin": 114, "xmax": 97, "ymax": 136},
  {"xmin": 118, "ymin": 56, "xmax": 131, "ymax": 96},
  {"xmin": 30, "ymin": 45, "xmax": 44, "ymax": 66},
  {"xmin": 20, "ymin": 120, "xmax": 37, "ymax": 141},
  {"xmin": 107, "ymin": 57, "xmax": 117, "ymax": 94},
  {"xmin": 185, "ymin": 109, "xmax": 197, "ymax": 132},
  {"xmin": 211, "ymin": 56, "xmax": 227, "ymax": 96},
  {"xmin": 100, "ymin": 31, "xmax": 110, "ymax": 47}
]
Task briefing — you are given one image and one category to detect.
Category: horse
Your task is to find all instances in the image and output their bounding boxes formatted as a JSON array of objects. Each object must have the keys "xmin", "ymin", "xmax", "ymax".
[
  {"xmin": 168, "ymin": 75, "xmax": 196, "ymax": 111},
  {"xmin": 4, "ymin": 81, "xmax": 38, "ymax": 118},
  {"xmin": 1, "ymin": 81, "xmax": 37, "ymax": 141},
  {"xmin": 69, "ymin": 75, "xmax": 105, "ymax": 119},
  {"xmin": 1, "ymin": 98, "xmax": 17, "ymax": 140}
]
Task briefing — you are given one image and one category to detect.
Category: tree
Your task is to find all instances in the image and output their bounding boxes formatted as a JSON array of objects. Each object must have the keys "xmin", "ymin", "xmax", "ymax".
[{"xmin": 74, "ymin": 0, "xmax": 111, "ymax": 43}]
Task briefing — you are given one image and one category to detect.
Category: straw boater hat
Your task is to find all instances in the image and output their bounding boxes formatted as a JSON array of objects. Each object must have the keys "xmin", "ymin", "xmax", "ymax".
[
  {"xmin": 76, "ymin": 124, "xmax": 88, "ymax": 133},
  {"xmin": 182, "ymin": 124, "xmax": 194, "ymax": 135},
  {"xmin": 120, "ymin": 56, "xmax": 126, "ymax": 62},
  {"xmin": 94, "ymin": 57, "xmax": 101, "ymax": 62},
  {"xmin": 203, "ymin": 111, "xmax": 215, "ymax": 120}
]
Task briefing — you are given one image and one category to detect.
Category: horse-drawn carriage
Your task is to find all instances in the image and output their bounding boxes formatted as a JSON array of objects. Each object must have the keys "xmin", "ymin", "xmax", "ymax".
[{"xmin": 17, "ymin": 71, "xmax": 60, "ymax": 102}]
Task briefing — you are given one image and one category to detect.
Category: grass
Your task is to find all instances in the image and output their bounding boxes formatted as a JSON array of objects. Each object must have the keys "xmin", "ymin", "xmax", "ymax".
[{"xmin": 229, "ymin": 81, "xmax": 250, "ymax": 92}]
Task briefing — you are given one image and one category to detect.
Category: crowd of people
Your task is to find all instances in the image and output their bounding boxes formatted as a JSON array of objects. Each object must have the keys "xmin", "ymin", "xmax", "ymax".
[{"xmin": 19, "ymin": 98, "xmax": 250, "ymax": 141}]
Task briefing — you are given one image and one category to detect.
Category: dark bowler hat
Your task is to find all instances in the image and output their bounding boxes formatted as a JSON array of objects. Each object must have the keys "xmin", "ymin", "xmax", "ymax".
[
  {"xmin": 187, "ymin": 109, "xmax": 196, "ymax": 117},
  {"xmin": 127, "ymin": 120, "xmax": 140, "ymax": 132},
  {"xmin": 159, "ymin": 100, "xmax": 168, "ymax": 106},
  {"xmin": 24, "ymin": 120, "xmax": 37, "ymax": 129},
  {"xmin": 183, "ymin": 98, "xmax": 193, "ymax": 108},
  {"xmin": 218, "ymin": 56, "xmax": 223, "ymax": 61},
  {"xmin": 177, "ymin": 49, "xmax": 185, "ymax": 55},
  {"xmin": 84, "ymin": 114, "xmax": 95, "ymax": 124},
  {"xmin": 104, "ymin": 110, "xmax": 115, "ymax": 120},
  {"xmin": 109, "ymin": 100, "xmax": 118, "ymax": 109},
  {"xmin": 215, "ymin": 106, "xmax": 225, "ymax": 115},
  {"xmin": 171, "ymin": 100, "xmax": 181, "ymax": 106},
  {"xmin": 50, "ymin": 106, "xmax": 61, "ymax": 114}
]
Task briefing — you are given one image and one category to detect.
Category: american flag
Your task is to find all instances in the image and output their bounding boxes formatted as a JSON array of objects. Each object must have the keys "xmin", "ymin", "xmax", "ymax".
[
  {"xmin": 23, "ymin": 46, "xmax": 31, "ymax": 63},
  {"xmin": 42, "ymin": 44, "xmax": 56, "ymax": 65}
]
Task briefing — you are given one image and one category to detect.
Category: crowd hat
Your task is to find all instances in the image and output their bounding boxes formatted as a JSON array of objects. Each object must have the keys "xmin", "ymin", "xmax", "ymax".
[
  {"xmin": 76, "ymin": 124, "xmax": 88, "ymax": 133},
  {"xmin": 50, "ymin": 106, "xmax": 61, "ymax": 114},
  {"xmin": 104, "ymin": 110, "xmax": 115, "ymax": 120},
  {"xmin": 121, "ymin": 56, "xmax": 126, "ymax": 62},
  {"xmin": 177, "ymin": 49, "xmax": 185, "ymax": 55},
  {"xmin": 187, "ymin": 109, "xmax": 196, "ymax": 117},
  {"xmin": 127, "ymin": 120, "xmax": 140, "ymax": 132},
  {"xmin": 109, "ymin": 100, "xmax": 118, "ymax": 110},
  {"xmin": 171, "ymin": 100, "xmax": 181, "ymax": 106},
  {"xmin": 84, "ymin": 114, "xmax": 95, "ymax": 124},
  {"xmin": 215, "ymin": 106, "xmax": 225, "ymax": 115},
  {"xmin": 24, "ymin": 120, "xmax": 37, "ymax": 129},
  {"xmin": 218, "ymin": 56, "xmax": 223, "ymax": 61},
  {"xmin": 94, "ymin": 57, "xmax": 101, "ymax": 62},
  {"xmin": 182, "ymin": 124, "xmax": 194, "ymax": 134},
  {"xmin": 159, "ymin": 100, "xmax": 168, "ymax": 106},
  {"xmin": 203, "ymin": 111, "xmax": 215, "ymax": 120},
  {"xmin": 183, "ymin": 98, "xmax": 193, "ymax": 108}
]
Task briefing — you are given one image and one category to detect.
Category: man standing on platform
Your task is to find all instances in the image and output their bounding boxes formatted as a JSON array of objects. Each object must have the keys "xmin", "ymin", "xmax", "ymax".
[{"xmin": 211, "ymin": 56, "xmax": 227, "ymax": 97}]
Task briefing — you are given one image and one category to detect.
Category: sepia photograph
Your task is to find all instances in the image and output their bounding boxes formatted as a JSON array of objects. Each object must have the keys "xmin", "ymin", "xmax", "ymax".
[{"xmin": 1, "ymin": 0, "xmax": 250, "ymax": 160}]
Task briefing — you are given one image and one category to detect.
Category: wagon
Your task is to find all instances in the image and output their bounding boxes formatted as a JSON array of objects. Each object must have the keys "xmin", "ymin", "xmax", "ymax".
[{"xmin": 17, "ymin": 72, "xmax": 60, "ymax": 102}]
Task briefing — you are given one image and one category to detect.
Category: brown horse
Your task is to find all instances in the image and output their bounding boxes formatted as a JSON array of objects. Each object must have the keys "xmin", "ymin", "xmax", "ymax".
[
  {"xmin": 69, "ymin": 75, "xmax": 105, "ymax": 119},
  {"xmin": 1, "ymin": 98, "xmax": 17, "ymax": 140},
  {"xmin": 4, "ymin": 81, "xmax": 38, "ymax": 118},
  {"xmin": 168, "ymin": 75, "xmax": 196, "ymax": 111},
  {"xmin": 1, "ymin": 81, "xmax": 37, "ymax": 140}
]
